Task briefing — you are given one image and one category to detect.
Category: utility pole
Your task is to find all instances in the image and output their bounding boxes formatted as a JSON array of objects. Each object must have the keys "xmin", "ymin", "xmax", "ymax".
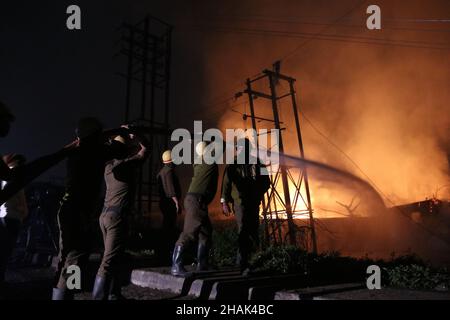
[
  {"xmin": 266, "ymin": 71, "xmax": 297, "ymax": 246},
  {"xmin": 116, "ymin": 15, "xmax": 172, "ymax": 215},
  {"xmin": 238, "ymin": 65, "xmax": 318, "ymax": 252},
  {"xmin": 289, "ymin": 80, "xmax": 318, "ymax": 252}
]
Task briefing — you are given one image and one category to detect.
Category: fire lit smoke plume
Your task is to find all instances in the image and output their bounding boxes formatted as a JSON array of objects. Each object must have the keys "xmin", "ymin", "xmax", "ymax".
[
  {"xmin": 186, "ymin": 0, "xmax": 450, "ymax": 264},
  {"xmin": 209, "ymin": 1, "xmax": 450, "ymax": 206}
]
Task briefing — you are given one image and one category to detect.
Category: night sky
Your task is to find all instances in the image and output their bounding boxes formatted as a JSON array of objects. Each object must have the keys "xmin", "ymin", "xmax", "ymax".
[
  {"xmin": 1, "ymin": 1, "xmax": 126, "ymax": 179},
  {"xmin": 0, "ymin": 1, "xmax": 208, "ymax": 180}
]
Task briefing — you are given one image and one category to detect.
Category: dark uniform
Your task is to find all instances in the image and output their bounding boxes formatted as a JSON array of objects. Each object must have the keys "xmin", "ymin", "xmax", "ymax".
[
  {"xmin": 171, "ymin": 162, "xmax": 218, "ymax": 276},
  {"xmin": 54, "ymin": 141, "xmax": 124, "ymax": 297},
  {"xmin": 1, "ymin": 152, "xmax": 69, "ymax": 292},
  {"xmin": 93, "ymin": 150, "xmax": 146, "ymax": 299},
  {"xmin": 221, "ymin": 158, "xmax": 270, "ymax": 269},
  {"xmin": 177, "ymin": 163, "xmax": 218, "ymax": 248},
  {"xmin": 157, "ymin": 163, "xmax": 181, "ymax": 259}
]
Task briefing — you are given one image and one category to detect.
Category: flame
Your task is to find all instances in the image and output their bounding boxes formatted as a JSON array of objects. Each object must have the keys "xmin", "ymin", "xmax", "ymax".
[{"xmin": 261, "ymin": 166, "xmax": 350, "ymax": 220}]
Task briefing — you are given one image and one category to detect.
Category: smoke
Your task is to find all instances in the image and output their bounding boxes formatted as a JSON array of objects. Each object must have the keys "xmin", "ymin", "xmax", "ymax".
[
  {"xmin": 280, "ymin": 153, "xmax": 450, "ymax": 265},
  {"xmin": 279, "ymin": 153, "xmax": 388, "ymax": 221},
  {"xmin": 185, "ymin": 0, "xmax": 450, "ymax": 263},
  {"xmin": 312, "ymin": 50, "xmax": 450, "ymax": 204},
  {"xmin": 199, "ymin": 0, "xmax": 450, "ymax": 205}
]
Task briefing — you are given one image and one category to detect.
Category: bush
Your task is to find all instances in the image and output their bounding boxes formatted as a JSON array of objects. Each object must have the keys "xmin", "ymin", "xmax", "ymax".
[
  {"xmin": 384, "ymin": 264, "xmax": 450, "ymax": 290},
  {"xmin": 250, "ymin": 246, "xmax": 371, "ymax": 283},
  {"xmin": 209, "ymin": 231, "xmax": 450, "ymax": 292},
  {"xmin": 210, "ymin": 228, "xmax": 239, "ymax": 267},
  {"xmin": 250, "ymin": 245, "xmax": 310, "ymax": 274},
  {"xmin": 248, "ymin": 246, "xmax": 450, "ymax": 291},
  {"xmin": 384, "ymin": 253, "xmax": 426, "ymax": 268}
]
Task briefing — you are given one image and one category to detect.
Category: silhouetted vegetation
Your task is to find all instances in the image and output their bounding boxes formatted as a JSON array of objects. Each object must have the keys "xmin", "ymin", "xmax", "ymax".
[{"xmin": 208, "ymin": 228, "xmax": 449, "ymax": 291}]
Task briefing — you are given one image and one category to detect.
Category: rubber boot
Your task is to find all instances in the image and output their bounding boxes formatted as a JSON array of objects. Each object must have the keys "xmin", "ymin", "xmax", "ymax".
[
  {"xmin": 196, "ymin": 243, "xmax": 209, "ymax": 272},
  {"xmin": 108, "ymin": 277, "xmax": 125, "ymax": 300},
  {"xmin": 170, "ymin": 245, "xmax": 188, "ymax": 277},
  {"xmin": 92, "ymin": 275, "xmax": 110, "ymax": 300}
]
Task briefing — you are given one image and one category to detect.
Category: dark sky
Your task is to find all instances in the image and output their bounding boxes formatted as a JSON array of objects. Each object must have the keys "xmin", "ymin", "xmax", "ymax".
[
  {"xmin": 0, "ymin": 0, "xmax": 206, "ymax": 180},
  {"xmin": 0, "ymin": 1, "xmax": 125, "ymax": 179}
]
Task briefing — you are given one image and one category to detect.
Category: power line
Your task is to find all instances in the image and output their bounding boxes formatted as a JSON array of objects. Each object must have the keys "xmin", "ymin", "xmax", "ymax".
[
  {"xmin": 189, "ymin": 25, "xmax": 450, "ymax": 50},
  {"xmin": 184, "ymin": 14, "xmax": 450, "ymax": 33},
  {"xmin": 176, "ymin": 2, "xmax": 450, "ymax": 116},
  {"xmin": 179, "ymin": 0, "xmax": 441, "ymax": 122},
  {"xmin": 280, "ymin": 0, "xmax": 368, "ymax": 63},
  {"xmin": 385, "ymin": 18, "xmax": 450, "ymax": 23},
  {"xmin": 180, "ymin": 20, "xmax": 448, "ymax": 112},
  {"xmin": 184, "ymin": 13, "xmax": 450, "ymax": 24},
  {"xmin": 173, "ymin": 1, "xmax": 369, "ymax": 117}
]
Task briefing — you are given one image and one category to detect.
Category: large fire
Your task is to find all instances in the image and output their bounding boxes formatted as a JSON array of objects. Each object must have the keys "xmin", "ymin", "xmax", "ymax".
[
  {"xmin": 188, "ymin": 0, "xmax": 450, "ymax": 264},
  {"xmin": 261, "ymin": 165, "xmax": 370, "ymax": 220},
  {"xmin": 207, "ymin": 1, "xmax": 450, "ymax": 212}
]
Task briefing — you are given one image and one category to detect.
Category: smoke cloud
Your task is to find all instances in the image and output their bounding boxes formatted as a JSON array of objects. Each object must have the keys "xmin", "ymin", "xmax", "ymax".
[
  {"xmin": 206, "ymin": 0, "xmax": 450, "ymax": 205},
  {"xmin": 183, "ymin": 0, "xmax": 450, "ymax": 264}
]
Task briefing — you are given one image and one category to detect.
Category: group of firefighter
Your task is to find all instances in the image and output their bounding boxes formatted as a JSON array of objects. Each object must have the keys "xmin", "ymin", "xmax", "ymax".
[
  {"xmin": 158, "ymin": 140, "xmax": 270, "ymax": 279},
  {"xmin": 0, "ymin": 101, "xmax": 270, "ymax": 300}
]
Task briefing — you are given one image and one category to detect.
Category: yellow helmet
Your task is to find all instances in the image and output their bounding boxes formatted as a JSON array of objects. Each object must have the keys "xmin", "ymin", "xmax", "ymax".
[
  {"xmin": 162, "ymin": 150, "xmax": 172, "ymax": 163},
  {"xmin": 114, "ymin": 135, "xmax": 126, "ymax": 144}
]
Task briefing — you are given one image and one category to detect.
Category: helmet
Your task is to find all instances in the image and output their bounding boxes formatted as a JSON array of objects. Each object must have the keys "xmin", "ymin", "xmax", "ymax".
[
  {"xmin": 162, "ymin": 150, "xmax": 172, "ymax": 163},
  {"xmin": 195, "ymin": 141, "xmax": 208, "ymax": 157},
  {"xmin": 114, "ymin": 135, "xmax": 126, "ymax": 144}
]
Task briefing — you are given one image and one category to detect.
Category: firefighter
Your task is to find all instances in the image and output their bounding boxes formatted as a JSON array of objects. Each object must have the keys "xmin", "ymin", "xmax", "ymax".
[
  {"xmin": 0, "ymin": 101, "xmax": 78, "ymax": 298},
  {"xmin": 0, "ymin": 154, "xmax": 28, "ymax": 295},
  {"xmin": 92, "ymin": 130, "xmax": 149, "ymax": 300},
  {"xmin": 52, "ymin": 118, "xmax": 129, "ymax": 300},
  {"xmin": 220, "ymin": 138, "xmax": 270, "ymax": 274},
  {"xmin": 0, "ymin": 101, "xmax": 78, "ymax": 205},
  {"xmin": 171, "ymin": 142, "xmax": 218, "ymax": 277},
  {"xmin": 157, "ymin": 150, "xmax": 182, "ymax": 263}
]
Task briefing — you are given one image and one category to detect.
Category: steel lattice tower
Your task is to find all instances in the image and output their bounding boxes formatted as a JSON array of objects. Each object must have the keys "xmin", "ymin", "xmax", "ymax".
[
  {"xmin": 116, "ymin": 15, "xmax": 172, "ymax": 215},
  {"xmin": 237, "ymin": 65, "xmax": 317, "ymax": 252}
]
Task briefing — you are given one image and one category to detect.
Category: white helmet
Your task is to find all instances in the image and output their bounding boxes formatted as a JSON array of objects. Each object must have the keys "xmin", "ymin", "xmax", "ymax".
[{"xmin": 195, "ymin": 141, "xmax": 208, "ymax": 157}]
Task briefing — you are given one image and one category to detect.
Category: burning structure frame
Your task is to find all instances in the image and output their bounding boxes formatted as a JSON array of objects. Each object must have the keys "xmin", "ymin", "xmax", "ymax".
[{"xmin": 236, "ymin": 64, "xmax": 318, "ymax": 252}]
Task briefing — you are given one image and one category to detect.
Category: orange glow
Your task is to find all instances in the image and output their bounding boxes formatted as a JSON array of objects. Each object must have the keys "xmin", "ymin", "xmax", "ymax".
[{"xmin": 261, "ymin": 166, "xmax": 350, "ymax": 220}]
